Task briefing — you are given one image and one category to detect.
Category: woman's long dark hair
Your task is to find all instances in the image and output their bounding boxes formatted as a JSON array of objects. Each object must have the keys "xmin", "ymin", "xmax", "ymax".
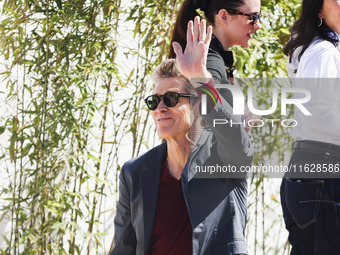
[
  {"xmin": 283, "ymin": 0, "xmax": 339, "ymax": 62},
  {"xmin": 169, "ymin": 0, "xmax": 244, "ymax": 58}
]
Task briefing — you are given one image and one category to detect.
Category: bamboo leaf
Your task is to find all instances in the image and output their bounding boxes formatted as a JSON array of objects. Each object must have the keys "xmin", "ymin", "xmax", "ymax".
[{"xmin": 87, "ymin": 152, "xmax": 101, "ymax": 163}]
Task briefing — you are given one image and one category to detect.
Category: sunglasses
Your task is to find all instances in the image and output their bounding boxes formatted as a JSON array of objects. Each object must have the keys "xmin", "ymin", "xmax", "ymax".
[
  {"xmin": 226, "ymin": 9, "xmax": 261, "ymax": 25},
  {"xmin": 144, "ymin": 92, "xmax": 194, "ymax": 111}
]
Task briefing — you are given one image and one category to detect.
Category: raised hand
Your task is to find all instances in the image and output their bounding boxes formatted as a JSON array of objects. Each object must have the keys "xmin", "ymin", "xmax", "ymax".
[{"xmin": 172, "ymin": 16, "xmax": 213, "ymax": 81}]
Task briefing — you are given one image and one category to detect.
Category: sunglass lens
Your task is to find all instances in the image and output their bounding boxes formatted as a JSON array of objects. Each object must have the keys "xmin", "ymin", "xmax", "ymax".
[
  {"xmin": 163, "ymin": 92, "xmax": 178, "ymax": 107},
  {"xmin": 146, "ymin": 95, "xmax": 160, "ymax": 110},
  {"xmin": 253, "ymin": 14, "xmax": 260, "ymax": 24}
]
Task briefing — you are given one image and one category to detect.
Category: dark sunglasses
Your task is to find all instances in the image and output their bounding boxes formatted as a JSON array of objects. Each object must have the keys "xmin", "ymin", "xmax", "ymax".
[
  {"xmin": 144, "ymin": 92, "xmax": 194, "ymax": 111},
  {"xmin": 226, "ymin": 9, "xmax": 261, "ymax": 25}
]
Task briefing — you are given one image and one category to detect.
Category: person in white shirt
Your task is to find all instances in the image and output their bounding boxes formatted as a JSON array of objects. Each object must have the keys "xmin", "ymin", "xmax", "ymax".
[{"xmin": 280, "ymin": 0, "xmax": 340, "ymax": 254}]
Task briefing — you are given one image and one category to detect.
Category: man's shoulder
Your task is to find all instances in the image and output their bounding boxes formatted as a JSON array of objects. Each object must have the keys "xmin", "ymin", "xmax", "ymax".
[{"xmin": 122, "ymin": 141, "xmax": 166, "ymax": 173}]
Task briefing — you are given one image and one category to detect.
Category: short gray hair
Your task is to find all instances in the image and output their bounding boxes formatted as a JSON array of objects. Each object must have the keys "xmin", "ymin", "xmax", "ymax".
[{"xmin": 152, "ymin": 59, "xmax": 197, "ymax": 96}]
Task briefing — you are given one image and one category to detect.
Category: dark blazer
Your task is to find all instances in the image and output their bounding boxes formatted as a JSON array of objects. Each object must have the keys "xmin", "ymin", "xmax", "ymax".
[{"xmin": 111, "ymin": 94, "xmax": 253, "ymax": 255}]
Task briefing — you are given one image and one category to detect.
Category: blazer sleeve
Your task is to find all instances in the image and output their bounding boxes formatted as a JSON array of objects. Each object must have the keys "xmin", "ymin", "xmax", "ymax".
[
  {"xmin": 207, "ymin": 51, "xmax": 226, "ymax": 83},
  {"xmin": 202, "ymin": 95, "xmax": 254, "ymax": 173},
  {"xmin": 206, "ymin": 50, "xmax": 234, "ymax": 106},
  {"xmin": 110, "ymin": 165, "xmax": 137, "ymax": 255}
]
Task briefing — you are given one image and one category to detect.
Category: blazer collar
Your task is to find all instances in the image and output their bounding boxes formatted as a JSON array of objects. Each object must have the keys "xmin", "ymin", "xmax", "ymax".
[{"xmin": 184, "ymin": 129, "xmax": 211, "ymax": 181}]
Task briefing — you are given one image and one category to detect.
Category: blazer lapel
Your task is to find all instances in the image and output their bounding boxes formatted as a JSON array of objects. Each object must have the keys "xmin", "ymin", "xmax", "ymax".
[
  {"xmin": 186, "ymin": 129, "xmax": 211, "ymax": 181},
  {"xmin": 139, "ymin": 142, "xmax": 167, "ymax": 255}
]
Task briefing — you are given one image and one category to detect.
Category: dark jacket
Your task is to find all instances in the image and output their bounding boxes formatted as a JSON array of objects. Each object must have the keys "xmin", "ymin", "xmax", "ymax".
[
  {"xmin": 111, "ymin": 94, "xmax": 253, "ymax": 255},
  {"xmin": 207, "ymin": 35, "xmax": 235, "ymax": 107}
]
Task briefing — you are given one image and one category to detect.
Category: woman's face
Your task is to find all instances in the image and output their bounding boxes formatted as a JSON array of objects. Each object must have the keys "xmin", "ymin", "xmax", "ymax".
[
  {"xmin": 218, "ymin": 0, "xmax": 262, "ymax": 49},
  {"xmin": 320, "ymin": 0, "xmax": 340, "ymax": 34},
  {"xmin": 151, "ymin": 77, "xmax": 191, "ymax": 141}
]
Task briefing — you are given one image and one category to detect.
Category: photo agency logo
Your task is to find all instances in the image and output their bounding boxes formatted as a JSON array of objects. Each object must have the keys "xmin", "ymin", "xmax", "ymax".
[
  {"xmin": 201, "ymin": 83, "xmax": 312, "ymax": 128},
  {"xmin": 193, "ymin": 79, "xmax": 340, "ymax": 179},
  {"xmin": 197, "ymin": 82, "xmax": 222, "ymax": 115}
]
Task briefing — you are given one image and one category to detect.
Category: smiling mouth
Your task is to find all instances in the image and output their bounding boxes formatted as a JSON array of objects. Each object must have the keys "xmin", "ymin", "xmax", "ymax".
[{"xmin": 158, "ymin": 117, "xmax": 172, "ymax": 122}]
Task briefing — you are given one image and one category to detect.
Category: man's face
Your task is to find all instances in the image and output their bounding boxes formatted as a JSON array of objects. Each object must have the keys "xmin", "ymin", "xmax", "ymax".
[{"xmin": 151, "ymin": 77, "xmax": 191, "ymax": 141}]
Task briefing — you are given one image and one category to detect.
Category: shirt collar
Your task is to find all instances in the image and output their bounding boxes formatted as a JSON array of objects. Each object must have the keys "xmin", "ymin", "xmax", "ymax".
[{"xmin": 210, "ymin": 34, "xmax": 235, "ymax": 70}]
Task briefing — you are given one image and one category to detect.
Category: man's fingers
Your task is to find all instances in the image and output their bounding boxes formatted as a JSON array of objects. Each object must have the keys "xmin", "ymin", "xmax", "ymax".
[
  {"xmin": 193, "ymin": 16, "xmax": 200, "ymax": 42},
  {"xmin": 205, "ymin": 25, "xmax": 213, "ymax": 45},
  {"xmin": 199, "ymin": 19, "xmax": 206, "ymax": 42},
  {"xmin": 172, "ymin": 42, "xmax": 183, "ymax": 57},
  {"xmin": 186, "ymin": 20, "xmax": 194, "ymax": 46}
]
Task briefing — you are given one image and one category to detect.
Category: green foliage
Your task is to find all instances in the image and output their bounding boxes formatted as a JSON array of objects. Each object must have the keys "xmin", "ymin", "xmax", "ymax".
[{"xmin": 0, "ymin": 0, "xmax": 124, "ymax": 253}]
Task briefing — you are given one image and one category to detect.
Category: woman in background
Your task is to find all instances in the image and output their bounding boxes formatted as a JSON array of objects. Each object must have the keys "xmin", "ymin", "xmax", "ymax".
[
  {"xmin": 170, "ymin": 0, "xmax": 262, "ymax": 132},
  {"xmin": 170, "ymin": 0, "xmax": 262, "ymax": 87},
  {"xmin": 281, "ymin": 0, "xmax": 340, "ymax": 254}
]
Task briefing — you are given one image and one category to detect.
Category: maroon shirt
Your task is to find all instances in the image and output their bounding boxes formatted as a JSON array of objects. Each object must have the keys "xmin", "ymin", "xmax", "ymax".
[{"xmin": 148, "ymin": 160, "xmax": 192, "ymax": 255}]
